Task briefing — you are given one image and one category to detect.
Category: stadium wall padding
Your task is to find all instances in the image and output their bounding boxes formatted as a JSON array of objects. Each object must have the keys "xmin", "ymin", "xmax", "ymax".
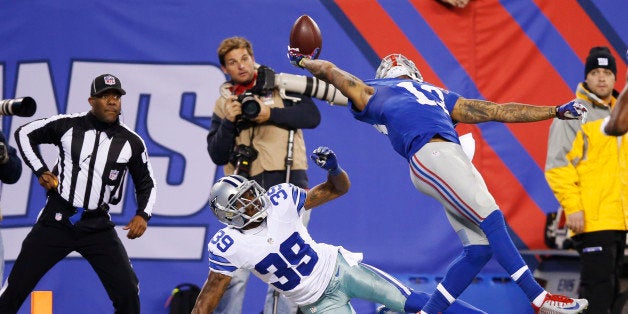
[{"xmin": 0, "ymin": 1, "xmax": 625, "ymax": 313}]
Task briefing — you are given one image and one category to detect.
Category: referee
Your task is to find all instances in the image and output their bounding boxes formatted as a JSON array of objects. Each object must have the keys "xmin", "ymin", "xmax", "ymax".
[{"xmin": 1, "ymin": 74, "xmax": 157, "ymax": 313}]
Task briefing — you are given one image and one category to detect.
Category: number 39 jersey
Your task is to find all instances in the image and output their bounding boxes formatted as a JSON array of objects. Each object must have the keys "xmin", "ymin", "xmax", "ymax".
[{"xmin": 207, "ymin": 183, "xmax": 340, "ymax": 305}]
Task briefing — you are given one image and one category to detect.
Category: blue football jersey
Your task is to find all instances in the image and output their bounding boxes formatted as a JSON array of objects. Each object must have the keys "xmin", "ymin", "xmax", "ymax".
[{"xmin": 351, "ymin": 79, "xmax": 462, "ymax": 160}]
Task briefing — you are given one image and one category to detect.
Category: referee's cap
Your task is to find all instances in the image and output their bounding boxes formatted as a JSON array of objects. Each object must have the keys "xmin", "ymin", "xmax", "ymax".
[{"xmin": 90, "ymin": 74, "xmax": 127, "ymax": 97}]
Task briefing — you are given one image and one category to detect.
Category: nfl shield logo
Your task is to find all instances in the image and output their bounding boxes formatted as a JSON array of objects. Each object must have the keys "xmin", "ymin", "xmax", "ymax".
[
  {"xmin": 104, "ymin": 75, "xmax": 116, "ymax": 86},
  {"xmin": 55, "ymin": 212, "xmax": 62, "ymax": 221},
  {"xmin": 109, "ymin": 170, "xmax": 119, "ymax": 181}
]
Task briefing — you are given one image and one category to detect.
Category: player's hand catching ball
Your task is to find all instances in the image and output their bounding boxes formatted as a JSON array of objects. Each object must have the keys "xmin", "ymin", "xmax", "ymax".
[
  {"xmin": 288, "ymin": 47, "xmax": 319, "ymax": 69},
  {"xmin": 310, "ymin": 146, "xmax": 341, "ymax": 175},
  {"xmin": 288, "ymin": 14, "xmax": 322, "ymax": 68}
]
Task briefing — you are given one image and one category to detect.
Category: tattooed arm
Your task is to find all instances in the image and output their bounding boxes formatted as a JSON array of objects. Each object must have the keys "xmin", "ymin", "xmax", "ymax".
[
  {"xmin": 303, "ymin": 169, "xmax": 350, "ymax": 211},
  {"xmin": 450, "ymin": 97, "xmax": 558, "ymax": 124},
  {"xmin": 299, "ymin": 58, "xmax": 375, "ymax": 111}
]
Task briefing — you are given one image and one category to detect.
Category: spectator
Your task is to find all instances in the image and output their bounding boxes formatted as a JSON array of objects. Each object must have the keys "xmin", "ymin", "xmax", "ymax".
[
  {"xmin": 0, "ymin": 130, "xmax": 21, "ymax": 184},
  {"xmin": 437, "ymin": 0, "xmax": 472, "ymax": 8},
  {"xmin": 0, "ymin": 129, "xmax": 23, "ymax": 284},
  {"xmin": 546, "ymin": 46, "xmax": 625, "ymax": 313}
]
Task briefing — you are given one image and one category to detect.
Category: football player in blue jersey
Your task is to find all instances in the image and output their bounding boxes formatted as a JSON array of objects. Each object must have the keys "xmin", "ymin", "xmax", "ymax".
[
  {"xmin": 193, "ymin": 146, "xmax": 486, "ymax": 314},
  {"xmin": 288, "ymin": 50, "xmax": 589, "ymax": 314}
]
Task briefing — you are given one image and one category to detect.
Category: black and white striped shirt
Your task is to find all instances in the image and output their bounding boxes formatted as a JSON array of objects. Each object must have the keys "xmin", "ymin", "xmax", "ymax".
[{"xmin": 15, "ymin": 111, "xmax": 156, "ymax": 220}]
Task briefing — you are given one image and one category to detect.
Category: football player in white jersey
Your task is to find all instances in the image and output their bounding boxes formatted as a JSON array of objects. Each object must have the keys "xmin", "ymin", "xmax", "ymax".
[{"xmin": 193, "ymin": 147, "xmax": 485, "ymax": 314}]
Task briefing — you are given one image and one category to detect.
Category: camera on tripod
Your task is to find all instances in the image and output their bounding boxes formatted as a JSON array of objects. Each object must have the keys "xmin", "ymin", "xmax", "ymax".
[
  {"xmin": 229, "ymin": 144, "xmax": 259, "ymax": 177},
  {"xmin": 0, "ymin": 97, "xmax": 37, "ymax": 117}
]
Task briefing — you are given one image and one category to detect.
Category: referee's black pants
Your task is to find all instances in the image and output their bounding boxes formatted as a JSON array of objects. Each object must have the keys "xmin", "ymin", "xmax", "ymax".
[
  {"xmin": 573, "ymin": 230, "xmax": 626, "ymax": 314},
  {"xmin": 0, "ymin": 198, "xmax": 140, "ymax": 313}
]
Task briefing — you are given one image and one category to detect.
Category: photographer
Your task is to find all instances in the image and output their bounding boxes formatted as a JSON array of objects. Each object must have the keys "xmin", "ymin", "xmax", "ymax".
[
  {"xmin": 0, "ymin": 130, "xmax": 21, "ymax": 185},
  {"xmin": 206, "ymin": 36, "xmax": 320, "ymax": 314},
  {"xmin": 0, "ymin": 129, "xmax": 22, "ymax": 284}
]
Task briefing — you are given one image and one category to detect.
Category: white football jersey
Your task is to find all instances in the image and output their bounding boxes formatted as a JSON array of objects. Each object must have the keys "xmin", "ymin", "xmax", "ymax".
[{"xmin": 207, "ymin": 183, "xmax": 339, "ymax": 305}]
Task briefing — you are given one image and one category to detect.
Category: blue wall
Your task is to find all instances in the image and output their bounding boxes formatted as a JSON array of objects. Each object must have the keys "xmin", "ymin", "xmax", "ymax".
[{"xmin": 0, "ymin": 1, "xmax": 625, "ymax": 313}]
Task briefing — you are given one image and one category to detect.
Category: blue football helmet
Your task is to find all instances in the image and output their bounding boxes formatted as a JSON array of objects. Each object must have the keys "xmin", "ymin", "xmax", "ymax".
[{"xmin": 208, "ymin": 175, "xmax": 269, "ymax": 229}]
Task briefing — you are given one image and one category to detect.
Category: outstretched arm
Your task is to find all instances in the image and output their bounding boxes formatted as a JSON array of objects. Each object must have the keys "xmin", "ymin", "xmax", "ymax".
[
  {"xmin": 292, "ymin": 55, "xmax": 374, "ymax": 111},
  {"xmin": 604, "ymin": 82, "xmax": 628, "ymax": 136},
  {"xmin": 304, "ymin": 146, "xmax": 350, "ymax": 210},
  {"xmin": 191, "ymin": 271, "xmax": 232, "ymax": 314},
  {"xmin": 451, "ymin": 98, "xmax": 556, "ymax": 123},
  {"xmin": 451, "ymin": 98, "xmax": 586, "ymax": 124}
]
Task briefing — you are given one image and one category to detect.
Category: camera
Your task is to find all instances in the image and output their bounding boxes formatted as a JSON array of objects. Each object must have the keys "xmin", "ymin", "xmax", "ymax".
[
  {"xmin": 236, "ymin": 92, "xmax": 261, "ymax": 120},
  {"xmin": 254, "ymin": 66, "xmax": 348, "ymax": 106},
  {"xmin": 275, "ymin": 73, "xmax": 348, "ymax": 106},
  {"xmin": 0, "ymin": 97, "xmax": 37, "ymax": 117},
  {"xmin": 234, "ymin": 65, "xmax": 276, "ymax": 121},
  {"xmin": 223, "ymin": 64, "xmax": 348, "ymax": 128},
  {"xmin": 229, "ymin": 144, "xmax": 259, "ymax": 177}
]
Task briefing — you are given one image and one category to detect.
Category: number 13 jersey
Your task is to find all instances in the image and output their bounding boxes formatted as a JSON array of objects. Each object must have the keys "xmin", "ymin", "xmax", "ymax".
[{"xmin": 207, "ymin": 183, "xmax": 340, "ymax": 306}]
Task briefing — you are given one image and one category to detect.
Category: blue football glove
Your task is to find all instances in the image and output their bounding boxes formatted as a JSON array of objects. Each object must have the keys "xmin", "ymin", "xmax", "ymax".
[
  {"xmin": 287, "ymin": 46, "xmax": 319, "ymax": 69},
  {"xmin": 556, "ymin": 100, "xmax": 588, "ymax": 122},
  {"xmin": 310, "ymin": 146, "xmax": 341, "ymax": 175}
]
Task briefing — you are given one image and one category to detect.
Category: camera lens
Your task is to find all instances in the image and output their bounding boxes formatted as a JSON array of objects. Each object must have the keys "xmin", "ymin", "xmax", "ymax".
[
  {"xmin": 0, "ymin": 97, "xmax": 37, "ymax": 117},
  {"xmin": 238, "ymin": 94, "xmax": 261, "ymax": 119}
]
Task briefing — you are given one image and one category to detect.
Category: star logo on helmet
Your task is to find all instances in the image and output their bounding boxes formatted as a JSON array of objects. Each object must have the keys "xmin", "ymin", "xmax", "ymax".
[{"xmin": 209, "ymin": 196, "xmax": 218, "ymax": 209}]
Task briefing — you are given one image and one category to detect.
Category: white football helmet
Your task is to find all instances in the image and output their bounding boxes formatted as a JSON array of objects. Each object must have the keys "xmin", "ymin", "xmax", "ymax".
[
  {"xmin": 375, "ymin": 54, "xmax": 423, "ymax": 82},
  {"xmin": 208, "ymin": 175, "xmax": 269, "ymax": 229}
]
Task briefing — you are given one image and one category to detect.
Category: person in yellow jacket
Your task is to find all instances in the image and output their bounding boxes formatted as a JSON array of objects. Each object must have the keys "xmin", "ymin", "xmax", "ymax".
[{"xmin": 545, "ymin": 46, "xmax": 626, "ymax": 314}]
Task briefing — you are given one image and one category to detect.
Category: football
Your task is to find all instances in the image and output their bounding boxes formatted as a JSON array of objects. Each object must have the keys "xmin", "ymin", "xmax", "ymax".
[{"xmin": 289, "ymin": 15, "xmax": 322, "ymax": 59}]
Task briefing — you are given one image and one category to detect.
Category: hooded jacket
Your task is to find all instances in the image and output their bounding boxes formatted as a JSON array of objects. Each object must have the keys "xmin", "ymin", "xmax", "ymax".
[{"xmin": 545, "ymin": 83, "xmax": 627, "ymax": 233}]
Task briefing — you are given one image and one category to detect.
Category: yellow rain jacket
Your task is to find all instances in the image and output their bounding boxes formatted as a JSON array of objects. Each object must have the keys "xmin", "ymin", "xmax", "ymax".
[{"xmin": 545, "ymin": 83, "xmax": 627, "ymax": 233}]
